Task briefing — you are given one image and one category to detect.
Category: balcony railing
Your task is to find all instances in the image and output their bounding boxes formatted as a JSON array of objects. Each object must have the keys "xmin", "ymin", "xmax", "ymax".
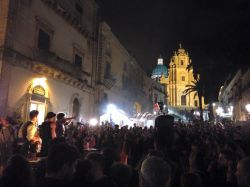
[
  {"xmin": 103, "ymin": 73, "xmax": 116, "ymax": 89},
  {"xmin": 34, "ymin": 50, "xmax": 84, "ymax": 81}
]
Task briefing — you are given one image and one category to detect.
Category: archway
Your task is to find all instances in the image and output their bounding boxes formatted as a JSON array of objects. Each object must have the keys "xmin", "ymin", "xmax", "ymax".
[
  {"xmin": 27, "ymin": 78, "xmax": 49, "ymax": 125},
  {"xmin": 72, "ymin": 98, "xmax": 80, "ymax": 117}
]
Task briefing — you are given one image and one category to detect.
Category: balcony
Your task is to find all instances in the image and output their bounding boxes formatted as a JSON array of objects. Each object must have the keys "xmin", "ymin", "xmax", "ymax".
[
  {"xmin": 34, "ymin": 50, "xmax": 84, "ymax": 81},
  {"xmin": 103, "ymin": 73, "xmax": 116, "ymax": 89}
]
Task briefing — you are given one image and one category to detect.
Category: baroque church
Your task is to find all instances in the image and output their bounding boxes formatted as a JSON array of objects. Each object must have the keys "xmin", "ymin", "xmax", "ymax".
[{"xmin": 151, "ymin": 44, "xmax": 204, "ymax": 111}]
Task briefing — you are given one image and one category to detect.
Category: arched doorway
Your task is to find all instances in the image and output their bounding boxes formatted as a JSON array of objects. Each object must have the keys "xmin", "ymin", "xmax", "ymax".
[{"xmin": 27, "ymin": 78, "xmax": 49, "ymax": 125}]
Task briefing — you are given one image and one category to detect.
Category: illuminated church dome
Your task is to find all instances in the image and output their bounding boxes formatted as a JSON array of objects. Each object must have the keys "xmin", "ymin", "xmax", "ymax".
[{"xmin": 151, "ymin": 56, "xmax": 168, "ymax": 80}]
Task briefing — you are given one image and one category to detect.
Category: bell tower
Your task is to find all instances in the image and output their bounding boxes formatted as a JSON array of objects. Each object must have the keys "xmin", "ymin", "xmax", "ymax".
[{"xmin": 166, "ymin": 44, "xmax": 203, "ymax": 109}]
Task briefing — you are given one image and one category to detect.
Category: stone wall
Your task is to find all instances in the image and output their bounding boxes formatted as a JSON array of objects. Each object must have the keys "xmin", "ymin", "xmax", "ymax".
[{"xmin": 0, "ymin": 0, "xmax": 9, "ymax": 47}]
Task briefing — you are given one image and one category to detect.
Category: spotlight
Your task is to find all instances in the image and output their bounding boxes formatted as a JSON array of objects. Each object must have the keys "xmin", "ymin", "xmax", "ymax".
[
  {"xmin": 107, "ymin": 104, "xmax": 117, "ymax": 113},
  {"xmin": 89, "ymin": 118, "xmax": 98, "ymax": 126}
]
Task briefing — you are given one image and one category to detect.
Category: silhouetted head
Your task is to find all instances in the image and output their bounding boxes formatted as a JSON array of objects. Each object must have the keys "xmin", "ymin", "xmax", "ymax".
[
  {"xmin": 110, "ymin": 163, "xmax": 132, "ymax": 187},
  {"xmin": 57, "ymin": 113, "xmax": 65, "ymax": 121},
  {"xmin": 29, "ymin": 110, "xmax": 39, "ymax": 122},
  {"xmin": 1, "ymin": 155, "xmax": 33, "ymax": 187},
  {"xmin": 236, "ymin": 157, "xmax": 250, "ymax": 187},
  {"xmin": 47, "ymin": 143, "xmax": 79, "ymax": 180},
  {"xmin": 140, "ymin": 156, "xmax": 171, "ymax": 187}
]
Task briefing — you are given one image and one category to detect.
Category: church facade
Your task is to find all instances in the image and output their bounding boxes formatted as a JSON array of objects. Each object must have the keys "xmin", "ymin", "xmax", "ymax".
[{"xmin": 152, "ymin": 45, "xmax": 204, "ymax": 111}]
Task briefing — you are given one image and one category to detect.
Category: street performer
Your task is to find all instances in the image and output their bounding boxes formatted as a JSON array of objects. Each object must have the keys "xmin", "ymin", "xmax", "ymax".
[
  {"xmin": 39, "ymin": 112, "xmax": 57, "ymax": 156},
  {"xmin": 56, "ymin": 113, "xmax": 76, "ymax": 137},
  {"xmin": 18, "ymin": 110, "xmax": 42, "ymax": 158}
]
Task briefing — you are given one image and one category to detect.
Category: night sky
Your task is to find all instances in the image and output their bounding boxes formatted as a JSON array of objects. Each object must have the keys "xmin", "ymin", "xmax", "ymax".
[{"xmin": 96, "ymin": 0, "xmax": 250, "ymax": 102}]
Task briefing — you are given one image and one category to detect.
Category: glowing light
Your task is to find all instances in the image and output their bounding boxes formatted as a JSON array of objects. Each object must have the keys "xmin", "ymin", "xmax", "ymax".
[
  {"xmin": 212, "ymin": 103, "xmax": 216, "ymax": 106},
  {"xmin": 107, "ymin": 104, "xmax": 117, "ymax": 113},
  {"xmin": 89, "ymin": 118, "xmax": 98, "ymax": 126},
  {"xmin": 168, "ymin": 109, "xmax": 173, "ymax": 114},
  {"xmin": 153, "ymin": 111, "xmax": 157, "ymax": 115},
  {"xmin": 100, "ymin": 110, "xmax": 129, "ymax": 126},
  {"xmin": 246, "ymin": 104, "xmax": 250, "ymax": 113},
  {"xmin": 33, "ymin": 77, "xmax": 47, "ymax": 88},
  {"xmin": 216, "ymin": 107, "xmax": 223, "ymax": 115},
  {"xmin": 194, "ymin": 111, "xmax": 200, "ymax": 116}
]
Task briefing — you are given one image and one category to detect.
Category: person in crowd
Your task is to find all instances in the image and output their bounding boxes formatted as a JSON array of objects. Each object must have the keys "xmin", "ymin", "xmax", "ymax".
[
  {"xmin": 101, "ymin": 147, "xmax": 116, "ymax": 175},
  {"xmin": 181, "ymin": 173, "xmax": 204, "ymax": 187},
  {"xmin": 83, "ymin": 132, "xmax": 96, "ymax": 149},
  {"xmin": 38, "ymin": 143, "xmax": 79, "ymax": 187},
  {"xmin": 0, "ymin": 118, "xmax": 14, "ymax": 171},
  {"xmin": 154, "ymin": 115, "xmax": 175, "ymax": 155},
  {"xmin": 18, "ymin": 110, "xmax": 41, "ymax": 157},
  {"xmin": 56, "ymin": 113, "xmax": 75, "ymax": 137},
  {"xmin": 85, "ymin": 152, "xmax": 115, "ymax": 186},
  {"xmin": 0, "ymin": 154, "xmax": 35, "ymax": 187},
  {"xmin": 139, "ymin": 156, "xmax": 171, "ymax": 187},
  {"xmin": 39, "ymin": 112, "xmax": 57, "ymax": 156},
  {"xmin": 2, "ymin": 113, "xmax": 250, "ymax": 187},
  {"xmin": 236, "ymin": 157, "xmax": 250, "ymax": 187},
  {"xmin": 73, "ymin": 159, "xmax": 94, "ymax": 187},
  {"xmin": 110, "ymin": 163, "xmax": 132, "ymax": 187},
  {"xmin": 207, "ymin": 150, "xmax": 236, "ymax": 187}
]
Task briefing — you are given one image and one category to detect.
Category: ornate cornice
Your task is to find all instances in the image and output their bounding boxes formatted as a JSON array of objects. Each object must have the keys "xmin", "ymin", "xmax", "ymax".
[
  {"xmin": 41, "ymin": 0, "xmax": 94, "ymax": 40},
  {"xmin": 3, "ymin": 48, "xmax": 93, "ymax": 94}
]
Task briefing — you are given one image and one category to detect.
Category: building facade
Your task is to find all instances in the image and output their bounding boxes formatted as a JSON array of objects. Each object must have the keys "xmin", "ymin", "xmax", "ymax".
[
  {"xmin": 151, "ymin": 45, "xmax": 204, "ymax": 110},
  {"xmin": 166, "ymin": 45, "xmax": 204, "ymax": 109},
  {"xmin": 151, "ymin": 56, "xmax": 168, "ymax": 112},
  {"xmin": 218, "ymin": 68, "xmax": 250, "ymax": 122},
  {"xmin": 0, "ymin": 0, "xmax": 98, "ymax": 124},
  {"xmin": 145, "ymin": 75, "xmax": 166, "ymax": 113},
  {"xmin": 96, "ymin": 22, "xmax": 152, "ymax": 120}
]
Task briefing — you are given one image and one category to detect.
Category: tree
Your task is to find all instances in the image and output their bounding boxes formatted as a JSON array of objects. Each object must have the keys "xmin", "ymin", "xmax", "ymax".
[{"xmin": 183, "ymin": 76, "xmax": 205, "ymax": 122}]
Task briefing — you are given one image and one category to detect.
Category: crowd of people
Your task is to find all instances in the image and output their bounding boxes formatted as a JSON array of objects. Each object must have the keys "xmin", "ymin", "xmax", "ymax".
[{"xmin": 0, "ymin": 110, "xmax": 250, "ymax": 187}]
